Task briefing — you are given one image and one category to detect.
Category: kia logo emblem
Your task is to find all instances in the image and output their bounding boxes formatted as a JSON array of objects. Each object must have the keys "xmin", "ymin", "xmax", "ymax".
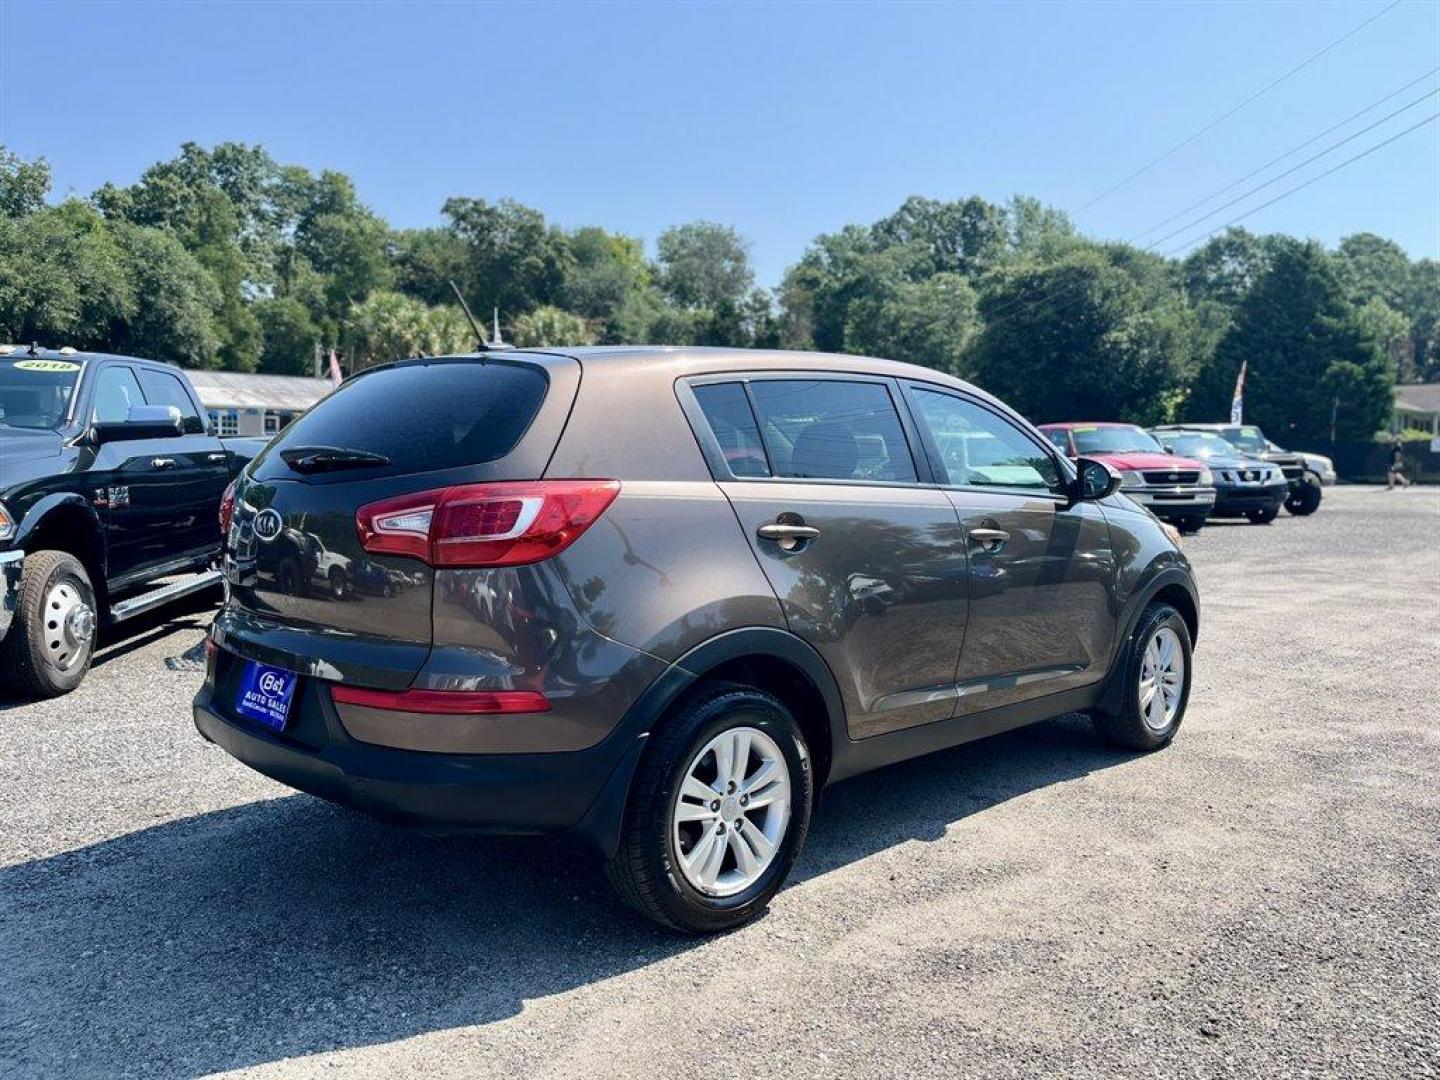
[
  {"xmin": 258, "ymin": 671, "xmax": 288, "ymax": 695},
  {"xmin": 252, "ymin": 508, "xmax": 283, "ymax": 542}
]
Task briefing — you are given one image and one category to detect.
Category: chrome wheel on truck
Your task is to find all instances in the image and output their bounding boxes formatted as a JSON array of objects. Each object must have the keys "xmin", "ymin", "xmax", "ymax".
[{"xmin": 671, "ymin": 725, "xmax": 791, "ymax": 897}]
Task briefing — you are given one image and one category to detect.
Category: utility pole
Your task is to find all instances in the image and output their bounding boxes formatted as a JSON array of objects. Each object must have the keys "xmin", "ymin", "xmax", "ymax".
[{"xmin": 1330, "ymin": 396, "xmax": 1339, "ymax": 443}]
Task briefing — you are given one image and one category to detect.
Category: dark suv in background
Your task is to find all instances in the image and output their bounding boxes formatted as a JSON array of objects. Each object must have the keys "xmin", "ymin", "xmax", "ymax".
[
  {"xmin": 1151, "ymin": 429, "xmax": 1288, "ymax": 524},
  {"xmin": 1154, "ymin": 423, "xmax": 1322, "ymax": 516},
  {"xmin": 195, "ymin": 347, "xmax": 1199, "ymax": 932}
]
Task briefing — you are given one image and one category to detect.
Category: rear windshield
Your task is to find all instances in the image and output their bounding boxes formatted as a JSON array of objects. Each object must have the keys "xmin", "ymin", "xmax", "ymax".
[{"xmin": 266, "ymin": 360, "xmax": 547, "ymax": 476}]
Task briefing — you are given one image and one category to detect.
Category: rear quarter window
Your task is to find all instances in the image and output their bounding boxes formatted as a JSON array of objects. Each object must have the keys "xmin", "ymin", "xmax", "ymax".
[{"xmin": 263, "ymin": 360, "xmax": 548, "ymax": 478}]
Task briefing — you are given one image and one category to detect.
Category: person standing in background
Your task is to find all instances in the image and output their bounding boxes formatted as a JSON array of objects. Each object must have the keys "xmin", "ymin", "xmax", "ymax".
[{"xmin": 1387, "ymin": 436, "xmax": 1412, "ymax": 490}]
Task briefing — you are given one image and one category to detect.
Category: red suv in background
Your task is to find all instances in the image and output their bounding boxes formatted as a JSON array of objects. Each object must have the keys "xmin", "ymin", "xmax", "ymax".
[{"xmin": 1040, "ymin": 423, "xmax": 1216, "ymax": 533}]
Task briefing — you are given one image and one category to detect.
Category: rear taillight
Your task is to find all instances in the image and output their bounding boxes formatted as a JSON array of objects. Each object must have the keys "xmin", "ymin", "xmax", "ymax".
[
  {"xmin": 356, "ymin": 480, "xmax": 619, "ymax": 568},
  {"xmin": 330, "ymin": 685, "xmax": 550, "ymax": 715},
  {"xmin": 219, "ymin": 479, "xmax": 238, "ymax": 536}
]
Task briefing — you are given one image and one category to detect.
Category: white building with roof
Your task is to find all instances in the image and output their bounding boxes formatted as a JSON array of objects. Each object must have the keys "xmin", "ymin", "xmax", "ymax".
[
  {"xmin": 1392, "ymin": 383, "xmax": 1440, "ymax": 438},
  {"xmin": 184, "ymin": 369, "xmax": 333, "ymax": 436}
]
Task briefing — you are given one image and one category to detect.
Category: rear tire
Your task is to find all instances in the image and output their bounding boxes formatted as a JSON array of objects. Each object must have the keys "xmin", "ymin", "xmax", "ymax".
[
  {"xmin": 0, "ymin": 551, "xmax": 98, "ymax": 699},
  {"xmin": 1285, "ymin": 479, "xmax": 1321, "ymax": 516},
  {"xmin": 1092, "ymin": 602, "xmax": 1192, "ymax": 752},
  {"xmin": 606, "ymin": 684, "xmax": 813, "ymax": 933}
]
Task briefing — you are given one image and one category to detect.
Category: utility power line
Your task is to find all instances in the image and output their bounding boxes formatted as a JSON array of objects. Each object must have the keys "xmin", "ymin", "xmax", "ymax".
[
  {"xmin": 1161, "ymin": 110, "xmax": 1440, "ymax": 257},
  {"xmin": 1131, "ymin": 65, "xmax": 1440, "ymax": 243},
  {"xmin": 1074, "ymin": 0, "xmax": 1405, "ymax": 213},
  {"xmin": 1143, "ymin": 85, "xmax": 1439, "ymax": 251}
]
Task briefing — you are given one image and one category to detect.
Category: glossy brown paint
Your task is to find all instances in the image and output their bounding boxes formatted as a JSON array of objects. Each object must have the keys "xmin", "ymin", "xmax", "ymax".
[{"xmin": 719, "ymin": 480, "xmax": 968, "ymax": 737}]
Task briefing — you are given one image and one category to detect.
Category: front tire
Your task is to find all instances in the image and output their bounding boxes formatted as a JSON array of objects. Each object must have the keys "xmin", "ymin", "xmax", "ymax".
[
  {"xmin": 606, "ymin": 684, "xmax": 814, "ymax": 933},
  {"xmin": 1247, "ymin": 506, "xmax": 1279, "ymax": 524},
  {"xmin": 0, "ymin": 550, "xmax": 98, "ymax": 699},
  {"xmin": 1092, "ymin": 603, "xmax": 1192, "ymax": 752},
  {"xmin": 1285, "ymin": 478, "xmax": 1322, "ymax": 516},
  {"xmin": 1177, "ymin": 516, "xmax": 1207, "ymax": 534}
]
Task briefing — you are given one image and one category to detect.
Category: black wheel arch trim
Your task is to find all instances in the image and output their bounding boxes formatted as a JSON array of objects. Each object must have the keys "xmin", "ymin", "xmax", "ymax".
[
  {"xmin": 574, "ymin": 626, "xmax": 846, "ymax": 860},
  {"xmin": 1092, "ymin": 565, "xmax": 1199, "ymax": 717}
]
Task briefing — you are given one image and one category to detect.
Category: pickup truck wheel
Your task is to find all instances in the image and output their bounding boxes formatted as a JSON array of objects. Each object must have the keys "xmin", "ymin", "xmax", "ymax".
[
  {"xmin": 1247, "ymin": 506, "xmax": 1279, "ymax": 524},
  {"xmin": 605, "ymin": 684, "xmax": 813, "ymax": 933},
  {"xmin": 0, "ymin": 551, "xmax": 97, "ymax": 699},
  {"xmin": 1284, "ymin": 478, "xmax": 1322, "ymax": 516},
  {"xmin": 1092, "ymin": 602, "xmax": 1192, "ymax": 752}
]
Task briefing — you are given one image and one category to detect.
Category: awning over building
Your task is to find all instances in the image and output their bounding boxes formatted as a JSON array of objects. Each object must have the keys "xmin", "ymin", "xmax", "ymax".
[{"xmin": 183, "ymin": 370, "xmax": 333, "ymax": 413}]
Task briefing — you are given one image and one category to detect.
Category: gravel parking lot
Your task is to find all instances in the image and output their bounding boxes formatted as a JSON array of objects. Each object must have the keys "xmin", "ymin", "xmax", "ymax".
[{"xmin": 2, "ymin": 485, "xmax": 1437, "ymax": 1079}]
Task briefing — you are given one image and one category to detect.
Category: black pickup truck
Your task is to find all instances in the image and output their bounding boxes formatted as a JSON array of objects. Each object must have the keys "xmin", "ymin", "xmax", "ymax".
[{"xmin": 0, "ymin": 346, "xmax": 266, "ymax": 697}]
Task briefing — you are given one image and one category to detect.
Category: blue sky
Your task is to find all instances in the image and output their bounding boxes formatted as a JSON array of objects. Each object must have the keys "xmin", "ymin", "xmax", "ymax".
[{"xmin": 2, "ymin": 1, "xmax": 1437, "ymax": 286}]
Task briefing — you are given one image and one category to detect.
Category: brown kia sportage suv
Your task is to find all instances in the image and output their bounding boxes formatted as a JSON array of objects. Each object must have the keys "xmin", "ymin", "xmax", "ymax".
[{"xmin": 195, "ymin": 347, "xmax": 1199, "ymax": 932}]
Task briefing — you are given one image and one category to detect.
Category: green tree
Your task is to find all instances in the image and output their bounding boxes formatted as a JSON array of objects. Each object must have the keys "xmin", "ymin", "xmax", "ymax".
[
  {"xmin": 1212, "ymin": 239, "xmax": 1391, "ymax": 443},
  {"xmin": 0, "ymin": 201, "xmax": 132, "ymax": 349},
  {"xmin": 870, "ymin": 195, "xmax": 1008, "ymax": 280},
  {"xmin": 967, "ymin": 246, "xmax": 1197, "ymax": 424},
  {"xmin": 441, "ymin": 197, "xmax": 570, "ymax": 317},
  {"xmin": 843, "ymin": 272, "xmax": 979, "ymax": 374},
  {"xmin": 347, "ymin": 291, "xmax": 475, "ymax": 365},
  {"xmin": 109, "ymin": 223, "xmax": 220, "ymax": 367},
  {"xmin": 656, "ymin": 221, "xmax": 753, "ymax": 309},
  {"xmin": 509, "ymin": 305, "xmax": 595, "ymax": 348},
  {"xmin": 254, "ymin": 296, "xmax": 320, "ymax": 375},
  {"xmin": 0, "ymin": 147, "xmax": 51, "ymax": 219}
]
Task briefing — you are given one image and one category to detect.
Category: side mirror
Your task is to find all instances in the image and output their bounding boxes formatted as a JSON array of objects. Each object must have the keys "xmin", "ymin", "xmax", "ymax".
[
  {"xmin": 1074, "ymin": 456, "xmax": 1122, "ymax": 501},
  {"xmin": 1164, "ymin": 445, "xmax": 1175, "ymax": 455},
  {"xmin": 91, "ymin": 404, "xmax": 184, "ymax": 445}
]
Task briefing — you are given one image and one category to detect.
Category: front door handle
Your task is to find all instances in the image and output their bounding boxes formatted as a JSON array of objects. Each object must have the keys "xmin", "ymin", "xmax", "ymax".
[
  {"xmin": 757, "ymin": 522, "xmax": 820, "ymax": 551},
  {"xmin": 151, "ymin": 457, "xmax": 176, "ymax": 469},
  {"xmin": 968, "ymin": 527, "xmax": 1009, "ymax": 552},
  {"xmin": 207, "ymin": 452, "xmax": 228, "ymax": 463}
]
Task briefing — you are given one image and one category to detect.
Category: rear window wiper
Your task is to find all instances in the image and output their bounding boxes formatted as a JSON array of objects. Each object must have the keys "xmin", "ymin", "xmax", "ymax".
[{"xmin": 280, "ymin": 446, "xmax": 392, "ymax": 473}]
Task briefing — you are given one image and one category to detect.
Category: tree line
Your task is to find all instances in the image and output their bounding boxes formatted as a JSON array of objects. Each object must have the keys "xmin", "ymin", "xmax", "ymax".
[{"xmin": 2, "ymin": 141, "xmax": 1435, "ymax": 445}]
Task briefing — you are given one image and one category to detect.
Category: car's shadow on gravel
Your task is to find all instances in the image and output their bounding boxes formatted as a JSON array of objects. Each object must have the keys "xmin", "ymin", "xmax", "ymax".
[{"xmin": 0, "ymin": 713, "xmax": 1126, "ymax": 1077}]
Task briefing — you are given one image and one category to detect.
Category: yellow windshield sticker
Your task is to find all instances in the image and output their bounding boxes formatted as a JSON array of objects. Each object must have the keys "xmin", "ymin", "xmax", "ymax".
[
  {"xmin": 12, "ymin": 359, "xmax": 80, "ymax": 373},
  {"xmin": 1072, "ymin": 425, "xmax": 1098, "ymax": 432}
]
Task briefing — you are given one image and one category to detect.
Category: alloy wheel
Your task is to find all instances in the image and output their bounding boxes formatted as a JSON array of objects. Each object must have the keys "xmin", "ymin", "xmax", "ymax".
[
  {"xmin": 671, "ymin": 725, "xmax": 791, "ymax": 897},
  {"xmin": 1138, "ymin": 626, "xmax": 1184, "ymax": 733}
]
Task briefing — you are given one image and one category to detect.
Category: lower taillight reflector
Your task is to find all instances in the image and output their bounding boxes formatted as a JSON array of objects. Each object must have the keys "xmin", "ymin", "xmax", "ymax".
[{"xmin": 330, "ymin": 685, "xmax": 550, "ymax": 715}]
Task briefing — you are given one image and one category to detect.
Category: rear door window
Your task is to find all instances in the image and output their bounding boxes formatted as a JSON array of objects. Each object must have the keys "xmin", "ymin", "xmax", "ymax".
[
  {"xmin": 265, "ymin": 361, "xmax": 548, "ymax": 477},
  {"xmin": 138, "ymin": 369, "xmax": 206, "ymax": 433},
  {"xmin": 692, "ymin": 382, "xmax": 771, "ymax": 477},
  {"xmin": 747, "ymin": 379, "xmax": 917, "ymax": 483}
]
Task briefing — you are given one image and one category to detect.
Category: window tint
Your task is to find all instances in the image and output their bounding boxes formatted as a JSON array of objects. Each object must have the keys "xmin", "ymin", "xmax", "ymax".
[
  {"xmin": 267, "ymin": 361, "xmax": 548, "ymax": 476},
  {"xmin": 138, "ymin": 369, "xmax": 205, "ymax": 433},
  {"xmin": 92, "ymin": 366, "xmax": 144, "ymax": 423},
  {"xmin": 693, "ymin": 382, "xmax": 771, "ymax": 477},
  {"xmin": 747, "ymin": 380, "xmax": 916, "ymax": 482},
  {"xmin": 911, "ymin": 389, "xmax": 1063, "ymax": 492}
]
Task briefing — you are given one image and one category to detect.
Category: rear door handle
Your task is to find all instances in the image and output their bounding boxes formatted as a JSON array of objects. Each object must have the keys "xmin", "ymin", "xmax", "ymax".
[
  {"xmin": 151, "ymin": 457, "xmax": 176, "ymax": 469},
  {"xmin": 968, "ymin": 527, "xmax": 1009, "ymax": 552},
  {"xmin": 757, "ymin": 523, "xmax": 821, "ymax": 540}
]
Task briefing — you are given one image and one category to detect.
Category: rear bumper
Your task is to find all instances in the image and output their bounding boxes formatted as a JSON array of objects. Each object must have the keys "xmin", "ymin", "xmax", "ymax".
[
  {"xmin": 1125, "ymin": 486, "xmax": 1216, "ymax": 520},
  {"xmin": 193, "ymin": 675, "xmax": 639, "ymax": 841},
  {"xmin": 0, "ymin": 550, "xmax": 22, "ymax": 644}
]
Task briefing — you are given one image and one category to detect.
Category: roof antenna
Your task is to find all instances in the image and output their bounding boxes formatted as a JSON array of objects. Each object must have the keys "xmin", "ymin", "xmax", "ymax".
[{"xmin": 448, "ymin": 280, "xmax": 491, "ymax": 351}]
